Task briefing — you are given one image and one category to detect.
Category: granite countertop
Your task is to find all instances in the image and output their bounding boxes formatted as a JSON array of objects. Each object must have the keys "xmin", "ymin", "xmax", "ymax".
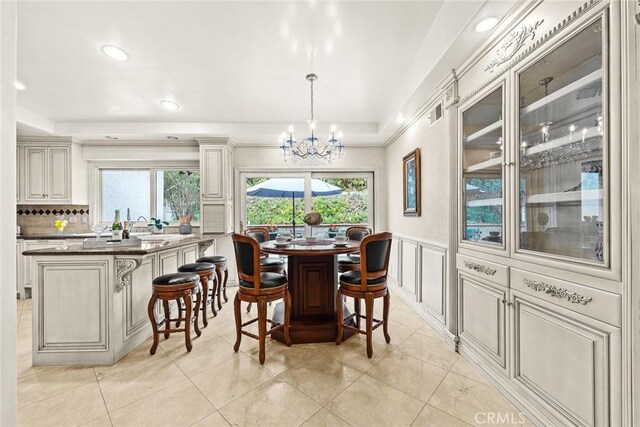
[
  {"xmin": 22, "ymin": 233, "xmax": 230, "ymax": 256},
  {"xmin": 18, "ymin": 232, "xmax": 106, "ymax": 240}
]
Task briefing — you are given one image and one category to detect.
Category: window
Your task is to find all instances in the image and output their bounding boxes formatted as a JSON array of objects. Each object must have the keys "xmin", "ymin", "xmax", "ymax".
[
  {"xmin": 100, "ymin": 168, "xmax": 200, "ymax": 223},
  {"xmin": 241, "ymin": 172, "xmax": 374, "ymax": 238}
]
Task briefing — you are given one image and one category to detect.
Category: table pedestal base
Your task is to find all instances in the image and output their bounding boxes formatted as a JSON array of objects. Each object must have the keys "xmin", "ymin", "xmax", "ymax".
[
  {"xmin": 270, "ymin": 253, "xmax": 356, "ymax": 344},
  {"xmin": 271, "ymin": 303, "xmax": 356, "ymax": 344}
]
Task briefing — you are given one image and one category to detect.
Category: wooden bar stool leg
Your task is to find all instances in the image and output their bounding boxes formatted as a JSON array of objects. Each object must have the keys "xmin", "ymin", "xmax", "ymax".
[
  {"xmin": 222, "ymin": 266, "xmax": 229, "ymax": 302},
  {"xmin": 233, "ymin": 292, "xmax": 242, "ymax": 352},
  {"xmin": 210, "ymin": 274, "xmax": 218, "ymax": 318},
  {"xmin": 193, "ymin": 290, "xmax": 202, "ymax": 337},
  {"xmin": 383, "ymin": 291, "xmax": 391, "ymax": 344},
  {"xmin": 257, "ymin": 298, "xmax": 267, "ymax": 364},
  {"xmin": 199, "ymin": 275, "xmax": 209, "ymax": 328},
  {"xmin": 284, "ymin": 290, "xmax": 292, "ymax": 347},
  {"xmin": 335, "ymin": 288, "xmax": 344, "ymax": 345},
  {"xmin": 365, "ymin": 293, "xmax": 374, "ymax": 358},
  {"xmin": 216, "ymin": 266, "xmax": 224, "ymax": 311},
  {"xmin": 162, "ymin": 300, "xmax": 171, "ymax": 339},
  {"xmin": 184, "ymin": 293, "xmax": 193, "ymax": 352},
  {"xmin": 354, "ymin": 298, "xmax": 361, "ymax": 329},
  {"xmin": 148, "ymin": 293, "xmax": 159, "ymax": 355},
  {"xmin": 175, "ymin": 298, "xmax": 183, "ymax": 327}
]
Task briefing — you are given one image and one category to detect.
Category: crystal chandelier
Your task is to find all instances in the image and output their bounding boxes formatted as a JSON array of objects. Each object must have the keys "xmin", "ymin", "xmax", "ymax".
[{"xmin": 280, "ymin": 73, "xmax": 344, "ymax": 164}]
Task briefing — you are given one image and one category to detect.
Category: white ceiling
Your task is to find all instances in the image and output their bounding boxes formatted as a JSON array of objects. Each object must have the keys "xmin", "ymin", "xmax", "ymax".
[{"xmin": 16, "ymin": 1, "xmax": 516, "ymax": 145}]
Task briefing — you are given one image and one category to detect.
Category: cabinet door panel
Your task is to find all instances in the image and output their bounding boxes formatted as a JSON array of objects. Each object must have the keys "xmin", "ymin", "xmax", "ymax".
[
  {"xmin": 201, "ymin": 147, "xmax": 224, "ymax": 199},
  {"xmin": 202, "ymin": 204, "xmax": 226, "ymax": 233},
  {"xmin": 25, "ymin": 147, "xmax": 47, "ymax": 201},
  {"xmin": 48, "ymin": 147, "xmax": 70, "ymax": 201},
  {"xmin": 459, "ymin": 275, "xmax": 506, "ymax": 370},
  {"xmin": 513, "ymin": 292, "xmax": 620, "ymax": 426}
]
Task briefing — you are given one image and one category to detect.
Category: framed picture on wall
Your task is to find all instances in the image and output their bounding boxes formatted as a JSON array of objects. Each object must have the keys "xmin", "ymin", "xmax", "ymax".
[{"xmin": 403, "ymin": 148, "xmax": 421, "ymax": 216}]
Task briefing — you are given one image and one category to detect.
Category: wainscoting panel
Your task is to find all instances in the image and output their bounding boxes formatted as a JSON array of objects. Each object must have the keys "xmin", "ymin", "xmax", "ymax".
[
  {"xmin": 389, "ymin": 237, "xmax": 401, "ymax": 285},
  {"xmin": 387, "ymin": 235, "xmax": 450, "ymax": 341},
  {"xmin": 401, "ymin": 240, "xmax": 418, "ymax": 299},
  {"xmin": 420, "ymin": 244, "xmax": 446, "ymax": 323}
]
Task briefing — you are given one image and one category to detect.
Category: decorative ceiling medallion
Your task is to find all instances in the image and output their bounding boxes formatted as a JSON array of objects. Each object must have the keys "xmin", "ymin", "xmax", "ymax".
[{"xmin": 485, "ymin": 20, "xmax": 544, "ymax": 73}]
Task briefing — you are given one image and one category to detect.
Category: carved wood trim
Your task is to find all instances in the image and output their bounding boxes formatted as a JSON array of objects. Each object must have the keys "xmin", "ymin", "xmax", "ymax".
[
  {"xmin": 460, "ymin": 0, "xmax": 601, "ymax": 104},
  {"xmin": 115, "ymin": 258, "xmax": 143, "ymax": 292},
  {"xmin": 463, "ymin": 261, "xmax": 497, "ymax": 276},
  {"xmin": 198, "ymin": 240, "xmax": 214, "ymax": 257},
  {"xmin": 523, "ymin": 278, "xmax": 593, "ymax": 305},
  {"xmin": 485, "ymin": 20, "xmax": 544, "ymax": 72}
]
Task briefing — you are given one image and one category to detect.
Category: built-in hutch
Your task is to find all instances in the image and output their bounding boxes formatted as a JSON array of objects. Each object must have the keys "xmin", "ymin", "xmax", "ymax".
[
  {"xmin": 197, "ymin": 137, "xmax": 234, "ymax": 234},
  {"xmin": 453, "ymin": 1, "xmax": 629, "ymax": 425}
]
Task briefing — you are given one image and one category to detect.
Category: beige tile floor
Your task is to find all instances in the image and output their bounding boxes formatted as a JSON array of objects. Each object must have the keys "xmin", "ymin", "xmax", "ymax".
[{"xmin": 15, "ymin": 290, "xmax": 530, "ymax": 427}]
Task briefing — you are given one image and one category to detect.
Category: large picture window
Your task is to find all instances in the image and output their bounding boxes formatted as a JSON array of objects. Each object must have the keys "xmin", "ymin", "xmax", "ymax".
[{"xmin": 100, "ymin": 168, "xmax": 200, "ymax": 224}]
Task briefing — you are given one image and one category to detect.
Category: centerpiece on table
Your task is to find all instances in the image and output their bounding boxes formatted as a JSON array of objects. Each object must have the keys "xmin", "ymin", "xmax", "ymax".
[
  {"xmin": 265, "ymin": 225, "xmax": 278, "ymax": 240},
  {"xmin": 303, "ymin": 212, "xmax": 322, "ymax": 242}
]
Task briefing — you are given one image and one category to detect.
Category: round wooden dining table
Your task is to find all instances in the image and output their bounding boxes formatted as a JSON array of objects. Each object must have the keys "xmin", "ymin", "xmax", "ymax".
[{"xmin": 261, "ymin": 239, "xmax": 360, "ymax": 344}]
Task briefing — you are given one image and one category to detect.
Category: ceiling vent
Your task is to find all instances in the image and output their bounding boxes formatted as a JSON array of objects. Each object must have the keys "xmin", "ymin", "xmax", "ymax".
[{"xmin": 427, "ymin": 102, "xmax": 443, "ymax": 126}]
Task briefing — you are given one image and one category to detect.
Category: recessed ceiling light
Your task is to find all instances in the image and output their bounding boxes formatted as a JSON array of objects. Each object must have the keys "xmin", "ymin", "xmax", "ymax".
[
  {"xmin": 101, "ymin": 45, "xmax": 129, "ymax": 61},
  {"xmin": 475, "ymin": 17, "xmax": 499, "ymax": 33},
  {"xmin": 167, "ymin": 136, "xmax": 179, "ymax": 140},
  {"xmin": 14, "ymin": 81, "xmax": 26, "ymax": 91},
  {"xmin": 105, "ymin": 136, "xmax": 118, "ymax": 140},
  {"xmin": 396, "ymin": 113, "xmax": 406, "ymax": 124},
  {"xmin": 160, "ymin": 100, "xmax": 180, "ymax": 111}
]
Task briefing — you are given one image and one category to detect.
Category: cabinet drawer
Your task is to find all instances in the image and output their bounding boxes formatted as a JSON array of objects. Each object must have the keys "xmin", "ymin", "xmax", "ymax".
[
  {"xmin": 457, "ymin": 254, "xmax": 508, "ymax": 287},
  {"xmin": 511, "ymin": 269, "xmax": 621, "ymax": 327}
]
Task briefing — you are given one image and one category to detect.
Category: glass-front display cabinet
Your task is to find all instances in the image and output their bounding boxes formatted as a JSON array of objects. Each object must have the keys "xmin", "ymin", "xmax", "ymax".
[
  {"xmin": 461, "ymin": 86, "xmax": 504, "ymax": 247},
  {"xmin": 517, "ymin": 19, "xmax": 605, "ymax": 264}
]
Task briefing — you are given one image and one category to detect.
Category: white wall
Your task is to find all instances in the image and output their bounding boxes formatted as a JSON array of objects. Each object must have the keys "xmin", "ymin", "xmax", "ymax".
[
  {"xmin": 386, "ymin": 108, "xmax": 451, "ymax": 245},
  {"xmin": 234, "ymin": 145, "xmax": 388, "ymax": 231},
  {"xmin": 1, "ymin": 1, "xmax": 18, "ymax": 424}
]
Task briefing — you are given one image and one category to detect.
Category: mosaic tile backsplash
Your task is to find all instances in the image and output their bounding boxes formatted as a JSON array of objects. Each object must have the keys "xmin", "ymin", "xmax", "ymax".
[{"xmin": 17, "ymin": 204, "xmax": 91, "ymax": 235}]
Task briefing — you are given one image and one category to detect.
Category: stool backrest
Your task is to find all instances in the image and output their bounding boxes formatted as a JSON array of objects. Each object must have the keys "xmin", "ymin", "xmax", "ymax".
[
  {"xmin": 232, "ymin": 233, "xmax": 262, "ymax": 292},
  {"xmin": 346, "ymin": 226, "xmax": 373, "ymax": 241},
  {"xmin": 359, "ymin": 232, "xmax": 393, "ymax": 290},
  {"xmin": 245, "ymin": 227, "xmax": 270, "ymax": 243}
]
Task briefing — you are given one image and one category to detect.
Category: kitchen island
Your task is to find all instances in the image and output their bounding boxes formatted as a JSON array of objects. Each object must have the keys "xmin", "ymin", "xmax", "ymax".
[{"xmin": 22, "ymin": 233, "xmax": 227, "ymax": 365}]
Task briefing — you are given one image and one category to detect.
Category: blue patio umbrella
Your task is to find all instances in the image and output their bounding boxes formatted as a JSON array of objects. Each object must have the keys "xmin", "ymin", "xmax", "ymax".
[{"xmin": 246, "ymin": 178, "xmax": 343, "ymax": 235}]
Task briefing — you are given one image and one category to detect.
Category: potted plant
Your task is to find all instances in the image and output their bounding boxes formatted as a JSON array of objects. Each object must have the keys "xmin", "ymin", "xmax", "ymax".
[
  {"xmin": 149, "ymin": 217, "xmax": 169, "ymax": 234},
  {"xmin": 266, "ymin": 225, "xmax": 278, "ymax": 240},
  {"xmin": 179, "ymin": 213, "xmax": 193, "ymax": 235},
  {"xmin": 327, "ymin": 224, "xmax": 339, "ymax": 238}
]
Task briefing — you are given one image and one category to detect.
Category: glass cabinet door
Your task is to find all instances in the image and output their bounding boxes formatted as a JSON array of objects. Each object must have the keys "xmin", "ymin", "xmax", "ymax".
[
  {"xmin": 462, "ymin": 86, "xmax": 504, "ymax": 246},
  {"xmin": 518, "ymin": 19, "xmax": 605, "ymax": 263}
]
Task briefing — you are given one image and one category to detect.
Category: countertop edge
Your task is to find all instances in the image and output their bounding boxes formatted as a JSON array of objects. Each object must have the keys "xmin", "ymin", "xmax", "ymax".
[{"xmin": 22, "ymin": 233, "xmax": 232, "ymax": 256}]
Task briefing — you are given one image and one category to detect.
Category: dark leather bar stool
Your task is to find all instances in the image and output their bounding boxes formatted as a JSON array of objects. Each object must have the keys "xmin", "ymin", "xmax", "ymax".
[
  {"xmin": 232, "ymin": 233, "xmax": 292, "ymax": 364},
  {"xmin": 148, "ymin": 272, "xmax": 201, "ymax": 354},
  {"xmin": 337, "ymin": 226, "xmax": 372, "ymax": 273},
  {"xmin": 336, "ymin": 232, "xmax": 393, "ymax": 358},
  {"xmin": 177, "ymin": 262, "xmax": 215, "ymax": 328},
  {"xmin": 244, "ymin": 227, "xmax": 287, "ymax": 313},
  {"xmin": 196, "ymin": 255, "xmax": 228, "ymax": 314}
]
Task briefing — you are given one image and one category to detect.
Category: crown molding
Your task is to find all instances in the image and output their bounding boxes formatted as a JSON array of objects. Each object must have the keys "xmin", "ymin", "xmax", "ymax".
[
  {"xmin": 195, "ymin": 136, "xmax": 236, "ymax": 148},
  {"xmin": 80, "ymin": 139, "xmax": 199, "ymax": 147}
]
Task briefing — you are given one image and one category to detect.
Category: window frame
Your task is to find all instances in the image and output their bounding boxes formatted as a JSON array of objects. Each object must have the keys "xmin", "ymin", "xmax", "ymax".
[{"xmin": 90, "ymin": 161, "xmax": 200, "ymax": 226}]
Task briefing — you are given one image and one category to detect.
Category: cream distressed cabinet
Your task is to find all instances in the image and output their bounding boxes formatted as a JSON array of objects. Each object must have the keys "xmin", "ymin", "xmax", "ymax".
[
  {"xmin": 18, "ymin": 140, "xmax": 87, "ymax": 204},
  {"xmin": 454, "ymin": 2, "xmax": 627, "ymax": 426},
  {"xmin": 198, "ymin": 138, "xmax": 234, "ymax": 233}
]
